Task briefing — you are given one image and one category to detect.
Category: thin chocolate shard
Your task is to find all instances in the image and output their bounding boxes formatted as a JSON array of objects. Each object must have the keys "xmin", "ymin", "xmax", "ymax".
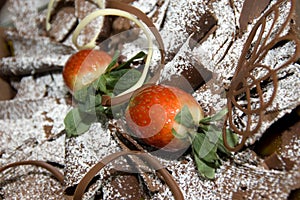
[
  {"xmin": 159, "ymin": 0, "xmax": 214, "ymax": 61},
  {"xmin": 239, "ymin": 0, "xmax": 270, "ymax": 35},
  {"xmin": 149, "ymin": 0, "xmax": 170, "ymax": 29},
  {"xmin": 160, "ymin": 38, "xmax": 213, "ymax": 93},
  {"xmin": 186, "ymin": 10, "xmax": 217, "ymax": 45},
  {"xmin": 0, "ymin": 33, "xmax": 75, "ymax": 76},
  {"xmin": 293, "ymin": 0, "xmax": 300, "ymax": 40},
  {"xmin": 103, "ymin": 172, "xmax": 145, "ymax": 199},
  {"xmin": 162, "ymin": 58, "xmax": 212, "ymax": 93},
  {"xmin": 75, "ymin": 0, "xmax": 111, "ymax": 45},
  {"xmin": 48, "ymin": 7, "xmax": 77, "ymax": 42}
]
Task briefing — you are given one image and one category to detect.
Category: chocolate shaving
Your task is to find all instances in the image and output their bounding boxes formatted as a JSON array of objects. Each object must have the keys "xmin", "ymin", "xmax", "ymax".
[
  {"xmin": 223, "ymin": 0, "xmax": 300, "ymax": 151},
  {"xmin": 293, "ymin": 0, "xmax": 300, "ymax": 39},
  {"xmin": 0, "ymin": 160, "xmax": 64, "ymax": 184},
  {"xmin": 48, "ymin": 6, "xmax": 77, "ymax": 42},
  {"xmin": 239, "ymin": 0, "xmax": 270, "ymax": 35},
  {"xmin": 0, "ymin": 33, "xmax": 75, "ymax": 76},
  {"xmin": 71, "ymin": 151, "xmax": 184, "ymax": 200},
  {"xmin": 186, "ymin": 10, "xmax": 217, "ymax": 45}
]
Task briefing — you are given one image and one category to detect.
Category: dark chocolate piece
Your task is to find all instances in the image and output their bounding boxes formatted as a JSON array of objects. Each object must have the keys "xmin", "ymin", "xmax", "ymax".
[
  {"xmin": 48, "ymin": 7, "xmax": 77, "ymax": 42},
  {"xmin": 186, "ymin": 11, "xmax": 217, "ymax": 46},
  {"xmin": 239, "ymin": 0, "xmax": 270, "ymax": 35},
  {"xmin": 162, "ymin": 58, "xmax": 212, "ymax": 93},
  {"xmin": 0, "ymin": 33, "xmax": 75, "ymax": 76}
]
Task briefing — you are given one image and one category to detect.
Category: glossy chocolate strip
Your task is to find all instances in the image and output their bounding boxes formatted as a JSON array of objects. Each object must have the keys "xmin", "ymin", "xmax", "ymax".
[
  {"xmin": 101, "ymin": 0, "xmax": 166, "ymax": 106},
  {"xmin": 72, "ymin": 150, "xmax": 184, "ymax": 200},
  {"xmin": 0, "ymin": 160, "xmax": 64, "ymax": 184},
  {"xmin": 223, "ymin": 0, "xmax": 300, "ymax": 151}
]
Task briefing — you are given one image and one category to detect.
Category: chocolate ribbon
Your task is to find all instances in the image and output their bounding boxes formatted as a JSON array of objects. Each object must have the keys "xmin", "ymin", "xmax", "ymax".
[
  {"xmin": 223, "ymin": 0, "xmax": 300, "ymax": 151},
  {"xmin": 0, "ymin": 151, "xmax": 184, "ymax": 200},
  {"xmin": 101, "ymin": 0, "xmax": 166, "ymax": 106}
]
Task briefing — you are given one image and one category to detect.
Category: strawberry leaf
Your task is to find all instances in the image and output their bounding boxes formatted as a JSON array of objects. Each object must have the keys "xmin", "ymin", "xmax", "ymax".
[
  {"xmin": 191, "ymin": 110, "xmax": 239, "ymax": 179},
  {"xmin": 78, "ymin": 93, "xmax": 102, "ymax": 114},
  {"xmin": 116, "ymin": 51, "xmax": 147, "ymax": 70},
  {"xmin": 112, "ymin": 69, "xmax": 141, "ymax": 95},
  {"xmin": 74, "ymin": 85, "xmax": 89, "ymax": 102},
  {"xmin": 172, "ymin": 128, "xmax": 187, "ymax": 139},
  {"xmin": 64, "ymin": 108, "xmax": 97, "ymax": 137},
  {"xmin": 93, "ymin": 75, "xmax": 108, "ymax": 94},
  {"xmin": 200, "ymin": 108, "xmax": 228, "ymax": 124},
  {"xmin": 220, "ymin": 129, "xmax": 239, "ymax": 151},
  {"xmin": 194, "ymin": 154, "xmax": 215, "ymax": 180},
  {"xmin": 175, "ymin": 105, "xmax": 195, "ymax": 129},
  {"xmin": 105, "ymin": 50, "xmax": 120, "ymax": 73},
  {"xmin": 192, "ymin": 133, "xmax": 219, "ymax": 164}
]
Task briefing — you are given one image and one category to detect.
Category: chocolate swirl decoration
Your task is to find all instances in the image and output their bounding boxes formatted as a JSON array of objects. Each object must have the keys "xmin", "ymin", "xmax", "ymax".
[
  {"xmin": 223, "ymin": 0, "xmax": 300, "ymax": 151},
  {"xmin": 72, "ymin": 0, "xmax": 165, "ymax": 107},
  {"xmin": 0, "ymin": 151, "xmax": 184, "ymax": 200},
  {"xmin": 101, "ymin": 0, "xmax": 165, "ymax": 106},
  {"xmin": 71, "ymin": 151, "xmax": 184, "ymax": 200}
]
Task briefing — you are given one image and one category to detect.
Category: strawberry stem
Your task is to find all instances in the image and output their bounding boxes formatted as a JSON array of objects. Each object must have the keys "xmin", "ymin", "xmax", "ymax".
[{"xmin": 174, "ymin": 108, "xmax": 238, "ymax": 179}]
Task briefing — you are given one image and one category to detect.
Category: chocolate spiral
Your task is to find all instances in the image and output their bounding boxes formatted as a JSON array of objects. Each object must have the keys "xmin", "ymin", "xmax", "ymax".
[{"xmin": 223, "ymin": 0, "xmax": 300, "ymax": 151}]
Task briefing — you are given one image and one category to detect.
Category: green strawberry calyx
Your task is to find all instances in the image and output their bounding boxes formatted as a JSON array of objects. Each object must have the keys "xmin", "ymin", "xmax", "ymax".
[{"xmin": 173, "ymin": 107, "xmax": 238, "ymax": 179}]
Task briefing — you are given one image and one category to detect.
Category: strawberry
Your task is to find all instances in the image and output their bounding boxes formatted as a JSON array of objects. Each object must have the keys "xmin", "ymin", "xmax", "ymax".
[
  {"xmin": 125, "ymin": 84, "xmax": 204, "ymax": 151},
  {"xmin": 63, "ymin": 49, "xmax": 113, "ymax": 91}
]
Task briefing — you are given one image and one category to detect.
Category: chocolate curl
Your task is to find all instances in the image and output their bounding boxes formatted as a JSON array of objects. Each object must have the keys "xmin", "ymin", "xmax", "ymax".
[
  {"xmin": 72, "ymin": 150, "xmax": 184, "ymax": 200},
  {"xmin": 223, "ymin": 0, "xmax": 300, "ymax": 151},
  {"xmin": 0, "ymin": 160, "xmax": 64, "ymax": 184},
  {"xmin": 101, "ymin": 0, "xmax": 166, "ymax": 106}
]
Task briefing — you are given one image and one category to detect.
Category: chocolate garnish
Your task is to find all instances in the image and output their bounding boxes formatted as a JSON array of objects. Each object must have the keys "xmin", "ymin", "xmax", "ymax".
[
  {"xmin": 72, "ymin": 151, "xmax": 184, "ymax": 200},
  {"xmin": 293, "ymin": 0, "xmax": 300, "ymax": 39},
  {"xmin": 75, "ymin": 0, "xmax": 112, "ymax": 44},
  {"xmin": 0, "ymin": 160, "xmax": 64, "ymax": 184},
  {"xmin": 239, "ymin": 0, "xmax": 270, "ymax": 35},
  {"xmin": 100, "ymin": 0, "xmax": 166, "ymax": 106},
  {"xmin": 162, "ymin": 57, "xmax": 213, "ymax": 93},
  {"xmin": 186, "ymin": 10, "xmax": 217, "ymax": 46},
  {"xmin": 0, "ymin": 33, "xmax": 75, "ymax": 76},
  {"xmin": 223, "ymin": 0, "xmax": 300, "ymax": 151},
  {"xmin": 48, "ymin": 6, "xmax": 77, "ymax": 42}
]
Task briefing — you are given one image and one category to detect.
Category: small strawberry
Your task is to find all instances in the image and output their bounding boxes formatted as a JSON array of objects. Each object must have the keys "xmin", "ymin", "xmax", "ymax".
[
  {"xmin": 63, "ymin": 49, "xmax": 113, "ymax": 91},
  {"xmin": 125, "ymin": 84, "xmax": 238, "ymax": 179},
  {"xmin": 125, "ymin": 84, "xmax": 204, "ymax": 151}
]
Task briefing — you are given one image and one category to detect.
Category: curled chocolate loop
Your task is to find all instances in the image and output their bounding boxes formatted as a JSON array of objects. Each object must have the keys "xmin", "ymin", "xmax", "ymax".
[
  {"xmin": 224, "ymin": 0, "xmax": 300, "ymax": 151},
  {"xmin": 101, "ymin": 0, "xmax": 165, "ymax": 106},
  {"xmin": 0, "ymin": 160, "xmax": 64, "ymax": 184},
  {"xmin": 72, "ymin": 151, "xmax": 184, "ymax": 200}
]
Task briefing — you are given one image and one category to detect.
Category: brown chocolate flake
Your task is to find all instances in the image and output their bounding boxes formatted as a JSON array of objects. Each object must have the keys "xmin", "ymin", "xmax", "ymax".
[
  {"xmin": 292, "ymin": 0, "xmax": 300, "ymax": 40},
  {"xmin": 75, "ymin": 0, "xmax": 111, "ymax": 45},
  {"xmin": 239, "ymin": 0, "xmax": 270, "ymax": 35},
  {"xmin": 162, "ymin": 57, "xmax": 213, "ymax": 93},
  {"xmin": 43, "ymin": 125, "xmax": 54, "ymax": 138},
  {"xmin": 107, "ymin": 172, "xmax": 145, "ymax": 199},
  {"xmin": 48, "ymin": 7, "xmax": 77, "ymax": 42},
  {"xmin": 186, "ymin": 11, "xmax": 217, "ymax": 45}
]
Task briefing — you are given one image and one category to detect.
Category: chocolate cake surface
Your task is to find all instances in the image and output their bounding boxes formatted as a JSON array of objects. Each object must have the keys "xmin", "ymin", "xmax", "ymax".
[{"xmin": 0, "ymin": 0, "xmax": 300, "ymax": 199}]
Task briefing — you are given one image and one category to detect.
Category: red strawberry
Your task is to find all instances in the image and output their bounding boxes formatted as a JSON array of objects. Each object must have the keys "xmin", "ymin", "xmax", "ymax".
[
  {"xmin": 125, "ymin": 84, "xmax": 204, "ymax": 151},
  {"xmin": 63, "ymin": 49, "xmax": 113, "ymax": 91}
]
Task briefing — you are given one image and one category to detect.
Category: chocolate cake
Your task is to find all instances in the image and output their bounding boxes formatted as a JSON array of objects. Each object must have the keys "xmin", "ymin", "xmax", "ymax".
[{"xmin": 1, "ymin": 0, "xmax": 300, "ymax": 199}]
